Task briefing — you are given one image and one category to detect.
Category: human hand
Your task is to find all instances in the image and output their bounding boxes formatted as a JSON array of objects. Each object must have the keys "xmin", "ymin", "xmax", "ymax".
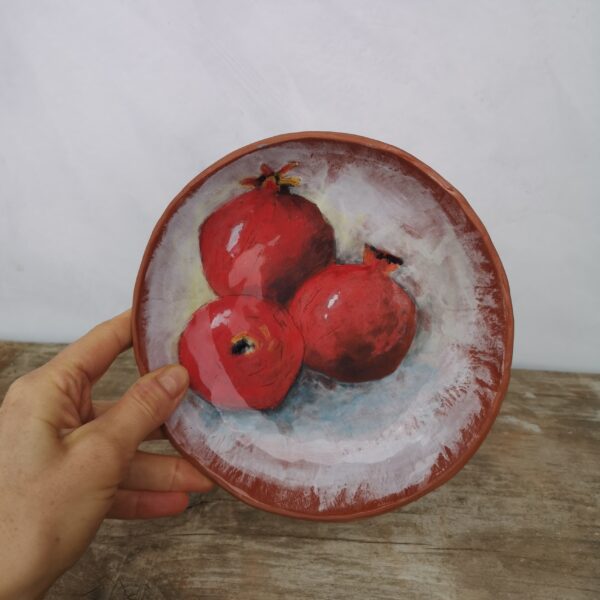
[{"xmin": 0, "ymin": 311, "xmax": 214, "ymax": 599}]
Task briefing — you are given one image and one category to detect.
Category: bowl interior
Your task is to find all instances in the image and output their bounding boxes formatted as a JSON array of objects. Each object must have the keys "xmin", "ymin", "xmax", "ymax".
[{"xmin": 134, "ymin": 135, "xmax": 512, "ymax": 519}]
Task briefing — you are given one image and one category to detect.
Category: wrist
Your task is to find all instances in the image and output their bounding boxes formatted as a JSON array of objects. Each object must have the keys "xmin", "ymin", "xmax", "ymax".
[
  {"xmin": 0, "ymin": 569, "xmax": 50, "ymax": 600},
  {"xmin": 0, "ymin": 515, "xmax": 61, "ymax": 600}
]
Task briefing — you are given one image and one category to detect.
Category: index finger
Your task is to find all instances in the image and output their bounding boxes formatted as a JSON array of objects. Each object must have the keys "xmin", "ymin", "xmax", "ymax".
[{"xmin": 51, "ymin": 310, "xmax": 132, "ymax": 384}]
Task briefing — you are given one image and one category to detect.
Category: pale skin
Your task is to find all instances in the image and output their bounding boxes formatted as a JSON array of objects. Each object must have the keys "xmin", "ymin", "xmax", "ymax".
[{"xmin": 0, "ymin": 311, "xmax": 214, "ymax": 599}]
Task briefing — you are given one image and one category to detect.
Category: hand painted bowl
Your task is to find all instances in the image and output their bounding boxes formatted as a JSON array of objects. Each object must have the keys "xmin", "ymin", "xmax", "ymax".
[{"xmin": 132, "ymin": 132, "xmax": 514, "ymax": 521}]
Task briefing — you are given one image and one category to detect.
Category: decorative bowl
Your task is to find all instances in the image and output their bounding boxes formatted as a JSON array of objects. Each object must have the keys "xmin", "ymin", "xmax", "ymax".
[{"xmin": 132, "ymin": 132, "xmax": 514, "ymax": 521}]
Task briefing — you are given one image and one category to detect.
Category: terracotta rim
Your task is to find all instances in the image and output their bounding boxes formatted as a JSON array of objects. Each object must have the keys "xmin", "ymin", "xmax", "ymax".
[{"xmin": 132, "ymin": 131, "xmax": 514, "ymax": 522}]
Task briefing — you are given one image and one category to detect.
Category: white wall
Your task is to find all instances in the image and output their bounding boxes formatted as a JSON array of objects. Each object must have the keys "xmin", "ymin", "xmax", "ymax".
[{"xmin": 1, "ymin": 1, "xmax": 598, "ymax": 372}]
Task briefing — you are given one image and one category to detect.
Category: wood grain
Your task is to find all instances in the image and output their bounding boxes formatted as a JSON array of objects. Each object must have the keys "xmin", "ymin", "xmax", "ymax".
[{"xmin": 0, "ymin": 341, "xmax": 598, "ymax": 600}]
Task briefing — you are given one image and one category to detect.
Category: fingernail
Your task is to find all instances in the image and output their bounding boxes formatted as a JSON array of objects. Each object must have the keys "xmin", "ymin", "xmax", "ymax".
[{"xmin": 158, "ymin": 365, "xmax": 189, "ymax": 396}]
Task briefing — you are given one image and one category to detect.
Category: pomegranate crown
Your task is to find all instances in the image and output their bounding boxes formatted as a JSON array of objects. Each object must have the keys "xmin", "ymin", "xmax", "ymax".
[
  {"xmin": 240, "ymin": 162, "xmax": 300, "ymax": 192},
  {"xmin": 363, "ymin": 244, "xmax": 404, "ymax": 274}
]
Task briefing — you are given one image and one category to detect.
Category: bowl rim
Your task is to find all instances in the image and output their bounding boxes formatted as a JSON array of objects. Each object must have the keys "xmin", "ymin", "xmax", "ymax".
[{"xmin": 132, "ymin": 131, "xmax": 514, "ymax": 521}]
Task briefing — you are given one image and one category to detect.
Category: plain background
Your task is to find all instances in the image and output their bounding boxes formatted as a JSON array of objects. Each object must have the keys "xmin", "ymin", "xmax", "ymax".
[{"xmin": 0, "ymin": 0, "xmax": 598, "ymax": 372}]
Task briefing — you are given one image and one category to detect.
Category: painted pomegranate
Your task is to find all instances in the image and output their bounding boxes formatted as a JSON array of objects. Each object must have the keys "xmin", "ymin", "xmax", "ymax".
[
  {"xmin": 179, "ymin": 295, "xmax": 304, "ymax": 410},
  {"xmin": 200, "ymin": 162, "xmax": 335, "ymax": 304},
  {"xmin": 289, "ymin": 245, "xmax": 417, "ymax": 383}
]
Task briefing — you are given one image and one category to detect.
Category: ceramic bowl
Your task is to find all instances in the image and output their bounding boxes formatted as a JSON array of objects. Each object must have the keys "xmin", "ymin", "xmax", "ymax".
[{"xmin": 132, "ymin": 132, "xmax": 514, "ymax": 521}]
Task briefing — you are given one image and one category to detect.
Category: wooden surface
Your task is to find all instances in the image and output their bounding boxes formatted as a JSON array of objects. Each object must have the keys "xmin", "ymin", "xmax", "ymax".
[{"xmin": 0, "ymin": 342, "xmax": 598, "ymax": 600}]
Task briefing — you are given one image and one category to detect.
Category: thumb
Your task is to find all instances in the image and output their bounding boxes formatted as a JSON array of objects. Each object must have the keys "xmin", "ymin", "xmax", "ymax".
[{"xmin": 91, "ymin": 364, "xmax": 189, "ymax": 455}]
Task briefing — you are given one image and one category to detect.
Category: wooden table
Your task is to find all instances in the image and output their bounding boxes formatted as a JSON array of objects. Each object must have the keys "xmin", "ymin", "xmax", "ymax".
[{"xmin": 0, "ymin": 342, "xmax": 598, "ymax": 599}]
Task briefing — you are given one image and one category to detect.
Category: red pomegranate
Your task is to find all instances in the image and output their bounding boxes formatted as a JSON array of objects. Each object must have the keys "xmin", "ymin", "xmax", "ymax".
[
  {"xmin": 289, "ymin": 245, "xmax": 417, "ymax": 382},
  {"xmin": 179, "ymin": 295, "xmax": 304, "ymax": 410},
  {"xmin": 199, "ymin": 163, "xmax": 335, "ymax": 304}
]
